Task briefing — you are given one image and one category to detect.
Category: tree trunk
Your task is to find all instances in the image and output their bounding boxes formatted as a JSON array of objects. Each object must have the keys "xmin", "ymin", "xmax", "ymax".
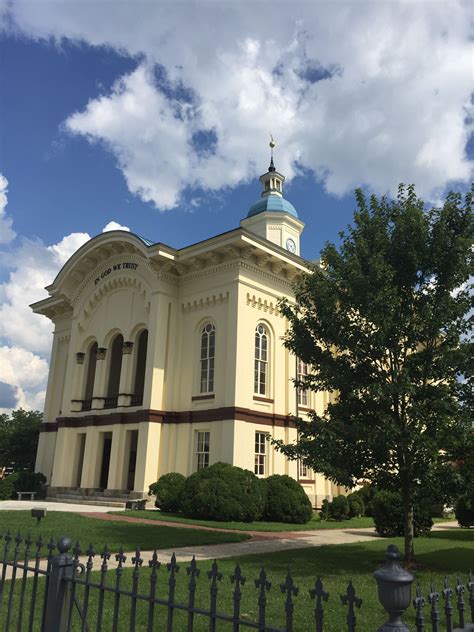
[{"xmin": 402, "ymin": 490, "xmax": 415, "ymax": 567}]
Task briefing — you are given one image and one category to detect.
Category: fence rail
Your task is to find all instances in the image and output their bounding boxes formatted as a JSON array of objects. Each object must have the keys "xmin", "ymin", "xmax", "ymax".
[{"xmin": 0, "ymin": 530, "xmax": 473, "ymax": 631}]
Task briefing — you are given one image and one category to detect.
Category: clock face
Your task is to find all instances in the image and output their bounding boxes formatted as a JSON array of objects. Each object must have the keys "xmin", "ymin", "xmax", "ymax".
[{"xmin": 286, "ymin": 237, "xmax": 296, "ymax": 253}]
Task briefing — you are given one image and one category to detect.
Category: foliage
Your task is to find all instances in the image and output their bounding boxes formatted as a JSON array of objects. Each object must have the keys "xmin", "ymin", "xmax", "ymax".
[
  {"xmin": 319, "ymin": 499, "xmax": 330, "ymax": 521},
  {"xmin": 372, "ymin": 490, "xmax": 433, "ymax": 537},
  {"xmin": 262, "ymin": 474, "xmax": 313, "ymax": 524},
  {"xmin": 12, "ymin": 471, "xmax": 46, "ymax": 495},
  {"xmin": 328, "ymin": 495, "xmax": 350, "ymax": 521},
  {"xmin": 276, "ymin": 185, "xmax": 473, "ymax": 562},
  {"xmin": 353, "ymin": 484, "xmax": 376, "ymax": 517},
  {"xmin": 347, "ymin": 492, "xmax": 365, "ymax": 518},
  {"xmin": 149, "ymin": 472, "xmax": 186, "ymax": 512},
  {"xmin": 0, "ymin": 477, "xmax": 15, "ymax": 500},
  {"xmin": 0, "ymin": 409, "xmax": 43, "ymax": 470},
  {"xmin": 180, "ymin": 462, "xmax": 265, "ymax": 522},
  {"xmin": 455, "ymin": 494, "xmax": 474, "ymax": 528}
]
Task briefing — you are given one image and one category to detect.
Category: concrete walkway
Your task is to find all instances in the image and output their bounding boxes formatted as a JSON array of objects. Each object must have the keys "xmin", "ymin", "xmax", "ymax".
[{"xmin": 0, "ymin": 500, "xmax": 113, "ymax": 513}]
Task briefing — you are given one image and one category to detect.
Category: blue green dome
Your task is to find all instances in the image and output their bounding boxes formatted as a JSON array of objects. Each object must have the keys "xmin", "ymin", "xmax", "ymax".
[{"xmin": 247, "ymin": 194, "xmax": 298, "ymax": 218}]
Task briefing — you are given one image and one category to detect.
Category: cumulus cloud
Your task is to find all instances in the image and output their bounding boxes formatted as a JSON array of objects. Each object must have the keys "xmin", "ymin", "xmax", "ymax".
[
  {"xmin": 102, "ymin": 221, "xmax": 130, "ymax": 232},
  {"xmin": 0, "ymin": 346, "xmax": 49, "ymax": 413},
  {"xmin": 3, "ymin": 1, "xmax": 473, "ymax": 208},
  {"xmin": 0, "ymin": 220, "xmax": 128, "ymax": 410},
  {"xmin": 0, "ymin": 174, "xmax": 16, "ymax": 244}
]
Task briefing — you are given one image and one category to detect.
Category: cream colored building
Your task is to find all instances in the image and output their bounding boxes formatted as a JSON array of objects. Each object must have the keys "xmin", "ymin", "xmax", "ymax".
[{"xmin": 32, "ymin": 157, "xmax": 343, "ymax": 507}]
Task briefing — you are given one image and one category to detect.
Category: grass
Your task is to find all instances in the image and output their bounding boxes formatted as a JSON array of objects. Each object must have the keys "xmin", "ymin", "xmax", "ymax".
[
  {"xmin": 0, "ymin": 511, "xmax": 250, "ymax": 552},
  {"xmin": 110, "ymin": 509, "xmax": 376, "ymax": 531},
  {"xmin": 1, "ymin": 528, "xmax": 471, "ymax": 631}
]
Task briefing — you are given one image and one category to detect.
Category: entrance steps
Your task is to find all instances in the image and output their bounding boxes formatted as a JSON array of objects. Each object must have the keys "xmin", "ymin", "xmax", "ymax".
[{"xmin": 46, "ymin": 494, "xmax": 128, "ymax": 508}]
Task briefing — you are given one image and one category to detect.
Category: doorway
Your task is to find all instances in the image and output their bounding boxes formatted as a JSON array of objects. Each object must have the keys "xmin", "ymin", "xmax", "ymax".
[
  {"xmin": 99, "ymin": 433, "xmax": 113, "ymax": 489},
  {"xmin": 75, "ymin": 433, "xmax": 86, "ymax": 488},
  {"xmin": 126, "ymin": 430, "xmax": 138, "ymax": 491}
]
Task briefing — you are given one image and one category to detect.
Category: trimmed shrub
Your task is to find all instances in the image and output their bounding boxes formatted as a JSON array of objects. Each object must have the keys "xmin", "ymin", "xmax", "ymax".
[
  {"xmin": 355, "ymin": 484, "xmax": 376, "ymax": 517},
  {"xmin": 0, "ymin": 477, "xmax": 15, "ymax": 500},
  {"xmin": 327, "ymin": 495, "xmax": 350, "ymax": 521},
  {"xmin": 180, "ymin": 463, "xmax": 265, "ymax": 522},
  {"xmin": 263, "ymin": 475, "xmax": 313, "ymax": 524},
  {"xmin": 12, "ymin": 471, "xmax": 46, "ymax": 496},
  {"xmin": 319, "ymin": 499, "xmax": 330, "ymax": 521},
  {"xmin": 149, "ymin": 473, "xmax": 186, "ymax": 512},
  {"xmin": 372, "ymin": 490, "xmax": 433, "ymax": 537},
  {"xmin": 455, "ymin": 495, "xmax": 474, "ymax": 528},
  {"xmin": 347, "ymin": 492, "xmax": 365, "ymax": 518}
]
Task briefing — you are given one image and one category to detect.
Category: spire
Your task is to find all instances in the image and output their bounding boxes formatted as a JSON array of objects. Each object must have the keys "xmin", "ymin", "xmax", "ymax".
[
  {"xmin": 269, "ymin": 133, "xmax": 276, "ymax": 172},
  {"xmin": 260, "ymin": 134, "xmax": 284, "ymax": 198}
]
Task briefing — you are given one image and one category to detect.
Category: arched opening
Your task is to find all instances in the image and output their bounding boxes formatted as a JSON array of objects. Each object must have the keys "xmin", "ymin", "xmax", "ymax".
[
  {"xmin": 132, "ymin": 329, "xmax": 148, "ymax": 406},
  {"xmin": 105, "ymin": 334, "xmax": 123, "ymax": 408},
  {"xmin": 82, "ymin": 342, "xmax": 98, "ymax": 411}
]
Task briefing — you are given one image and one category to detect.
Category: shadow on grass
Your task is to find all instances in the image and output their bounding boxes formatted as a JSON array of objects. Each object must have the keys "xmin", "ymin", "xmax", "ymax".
[{"xmin": 428, "ymin": 528, "xmax": 474, "ymax": 542}]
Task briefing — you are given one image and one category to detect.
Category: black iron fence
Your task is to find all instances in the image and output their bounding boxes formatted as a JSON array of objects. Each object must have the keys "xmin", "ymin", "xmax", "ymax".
[{"xmin": 0, "ymin": 531, "xmax": 473, "ymax": 631}]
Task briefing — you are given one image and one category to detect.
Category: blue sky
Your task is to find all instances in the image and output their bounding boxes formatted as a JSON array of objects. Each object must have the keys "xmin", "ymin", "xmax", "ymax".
[{"xmin": 0, "ymin": 1, "xmax": 472, "ymax": 412}]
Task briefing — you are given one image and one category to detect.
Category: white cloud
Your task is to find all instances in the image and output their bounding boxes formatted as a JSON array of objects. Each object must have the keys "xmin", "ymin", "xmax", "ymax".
[
  {"xmin": 0, "ymin": 220, "xmax": 127, "ymax": 410},
  {"xmin": 102, "ymin": 221, "xmax": 130, "ymax": 232},
  {"xmin": 0, "ymin": 174, "xmax": 16, "ymax": 244},
  {"xmin": 3, "ymin": 1, "xmax": 473, "ymax": 208},
  {"xmin": 0, "ymin": 345, "xmax": 49, "ymax": 412}
]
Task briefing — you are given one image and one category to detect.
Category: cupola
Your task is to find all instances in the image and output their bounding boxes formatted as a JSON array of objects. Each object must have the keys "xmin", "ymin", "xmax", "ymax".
[{"xmin": 241, "ymin": 138, "xmax": 304, "ymax": 255}]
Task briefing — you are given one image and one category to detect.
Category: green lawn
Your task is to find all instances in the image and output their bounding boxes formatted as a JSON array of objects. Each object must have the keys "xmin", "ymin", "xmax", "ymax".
[
  {"xmin": 110, "ymin": 509, "xmax": 376, "ymax": 531},
  {"xmin": 1, "ymin": 528, "xmax": 471, "ymax": 631},
  {"xmin": 0, "ymin": 511, "xmax": 249, "ymax": 553}
]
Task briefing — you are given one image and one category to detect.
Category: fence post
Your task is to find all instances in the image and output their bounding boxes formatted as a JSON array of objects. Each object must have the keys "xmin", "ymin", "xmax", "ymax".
[
  {"xmin": 373, "ymin": 544, "xmax": 414, "ymax": 632},
  {"xmin": 43, "ymin": 537, "xmax": 74, "ymax": 632}
]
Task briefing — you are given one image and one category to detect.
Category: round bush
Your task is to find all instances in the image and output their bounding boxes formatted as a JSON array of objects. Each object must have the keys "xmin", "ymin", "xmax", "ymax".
[
  {"xmin": 455, "ymin": 495, "xmax": 474, "ymax": 528},
  {"xmin": 347, "ymin": 493, "xmax": 365, "ymax": 518},
  {"xmin": 180, "ymin": 463, "xmax": 265, "ymax": 522},
  {"xmin": 263, "ymin": 475, "xmax": 313, "ymax": 524},
  {"xmin": 149, "ymin": 472, "xmax": 186, "ymax": 512},
  {"xmin": 328, "ymin": 495, "xmax": 350, "ymax": 521},
  {"xmin": 372, "ymin": 490, "xmax": 433, "ymax": 537}
]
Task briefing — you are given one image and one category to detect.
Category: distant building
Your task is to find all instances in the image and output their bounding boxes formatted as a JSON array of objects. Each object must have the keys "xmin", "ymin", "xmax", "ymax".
[{"xmin": 32, "ymin": 153, "xmax": 344, "ymax": 506}]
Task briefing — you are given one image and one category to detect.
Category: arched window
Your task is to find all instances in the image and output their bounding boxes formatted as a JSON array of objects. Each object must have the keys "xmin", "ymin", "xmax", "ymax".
[
  {"xmin": 297, "ymin": 358, "xmax": 309, "ymax": 407},
  {"xmin": 105, "ymin": 334, "xmax": 123, "ymax": 408},
  {"xmin": 132, "ymin": 329, "xmax": 148, "ymax": 406},
  {"xmin": 254, "ymin": 324, "xmax": 269, "ymax": 395},
  {"xmin": 200, "ymin": 323, "xmax": 215, "ymax": 393},
  {"xmin": 82, "ymin": 342, "xmax": 98, "ymax": 411}
]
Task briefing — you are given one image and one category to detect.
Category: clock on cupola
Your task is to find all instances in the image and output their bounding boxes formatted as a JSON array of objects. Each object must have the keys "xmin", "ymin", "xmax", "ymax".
[{"xmin": 240, "ymin": 137, "xmax": 304, "ymax": 256}]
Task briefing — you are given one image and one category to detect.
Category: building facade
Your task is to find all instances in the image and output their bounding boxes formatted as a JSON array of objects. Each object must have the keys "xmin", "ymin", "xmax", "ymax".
[{"xmin": 32, "ymin": 158, "xmax": 343, "ymax": 506}]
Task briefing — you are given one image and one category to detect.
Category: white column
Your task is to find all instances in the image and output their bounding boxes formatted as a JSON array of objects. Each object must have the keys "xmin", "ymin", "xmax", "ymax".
[
  {"xmin": 91, "ymin": 347, "xmax": 107, "ymax": 410},
  {"xmin": 80, "ymin": 427, "xmax": 101, "ymax": 488},
  {"xmin": 133, "ymin": 422, "xmax": 161, "ymax": 494},
  {"xmin": 118, "ymin": 342, "xmax": 134, "ymax": 407},
  {"xmin": 107, "ymin": 426, "xmax": 127, "ymax": 491},
  {"xmin": 146, "ymin": 293, "xmax": 171, "ymax": 411}
]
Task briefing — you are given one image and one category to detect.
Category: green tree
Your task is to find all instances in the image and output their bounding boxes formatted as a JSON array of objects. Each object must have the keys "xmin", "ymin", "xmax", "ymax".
[
  {"xmin": 276, "ymin": 185, "xmax": 473, "ymax": 565},
  {"xmin": 0, "ymin": 409, "xmax": 43, "ymax": 471}
]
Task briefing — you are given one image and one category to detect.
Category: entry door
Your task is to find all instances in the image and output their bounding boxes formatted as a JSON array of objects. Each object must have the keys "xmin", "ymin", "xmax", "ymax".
[{"xmin": 99, "ymin": 437, "xmax": 112, "ymax": 489}]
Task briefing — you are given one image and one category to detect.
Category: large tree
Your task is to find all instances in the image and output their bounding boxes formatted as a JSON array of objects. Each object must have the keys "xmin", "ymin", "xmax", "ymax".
[
  {"xmin": 0, "ymin": 409, "xmax": 43, "ymax": 471},
  {"xmin": 277, "ymin": 185, "xmax": 473, "ymax": 564}
]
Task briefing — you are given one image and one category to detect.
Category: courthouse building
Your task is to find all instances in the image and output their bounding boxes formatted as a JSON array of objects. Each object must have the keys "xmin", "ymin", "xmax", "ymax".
[{"xmin": 32, "ymin": 155, "xmax": 343, "ymax": 507}]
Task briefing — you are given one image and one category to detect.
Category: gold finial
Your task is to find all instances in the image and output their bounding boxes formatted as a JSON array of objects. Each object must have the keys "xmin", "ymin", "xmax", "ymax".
[{"xmin": 269, "ymin": 132, "xmax": 276, "ymax": 149}]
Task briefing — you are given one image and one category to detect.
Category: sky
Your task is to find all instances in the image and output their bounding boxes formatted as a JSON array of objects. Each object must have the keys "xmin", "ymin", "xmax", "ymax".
[{"xmin": 0, "ymin": 0, "xmax": 472, "ymax": 413}]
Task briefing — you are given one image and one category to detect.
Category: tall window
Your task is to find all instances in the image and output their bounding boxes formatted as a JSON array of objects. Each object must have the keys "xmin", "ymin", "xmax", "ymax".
[
  {"xmin": 105, "ymin": 334, "xmax": 123, "ymax": 408},
  {"xmin": 196, "ymin": 431, "xmax": 210, "ymax": 470},
  {"xmin": 297, "ymin": 358, "xmax": 309, "ymax": 407},
  {"xmin": 82, "ymin": 342, "xmax": 98, "ymax": 411},
  {"xmin": 254, "ymin": 431, "xmax": 267, "ymax": 476},
  {"xmin": 132, "ymin": 329, "xmax": 148, "ymax": 406},
  {"xmin": 254, "ymin": 324, "xmax": 269, "ymax": 395},
  {"xmin": 200, "ymin": 324, "xmax": 215, "ymax": 393},
  {"xmin": 298, "ymin": 461, "xmax": 312, "ymax": 479}
]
